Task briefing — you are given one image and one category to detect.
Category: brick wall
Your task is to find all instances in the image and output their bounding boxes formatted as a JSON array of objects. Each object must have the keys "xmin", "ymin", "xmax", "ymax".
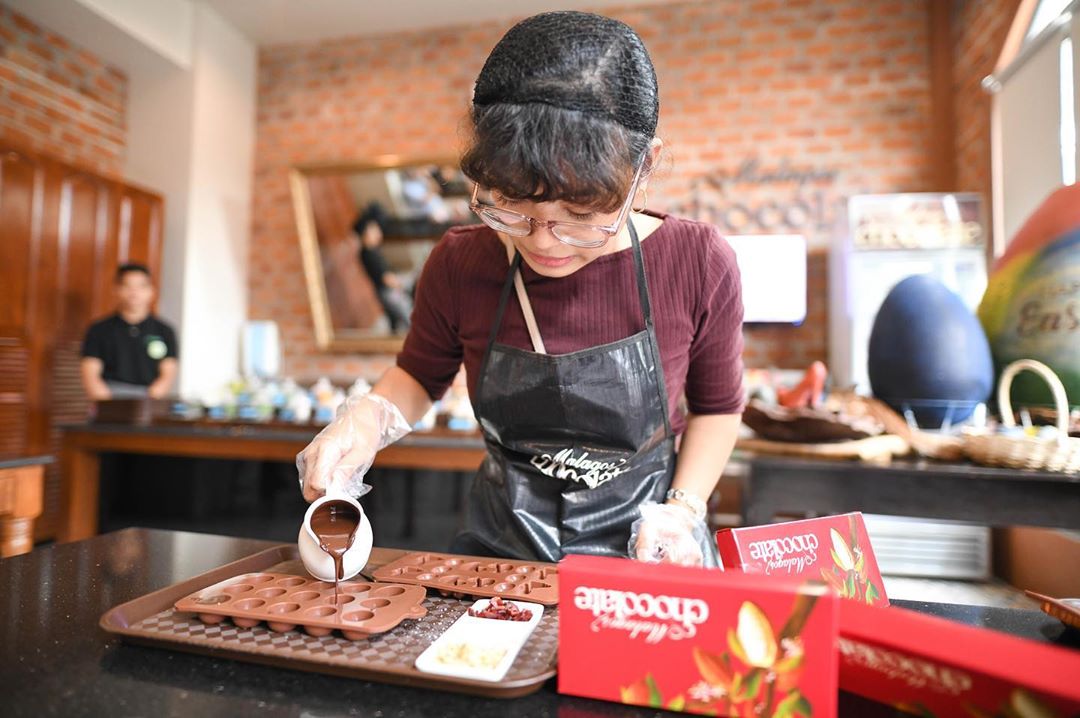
[
  {"xmin": 252, "ymin": 0, "xmax": 947, "ymax": 381},
  {"xmin": 0, "ymin": 5, "xmax": 127, "ymax": 175},
  {"xmin": 952, "ymin": 0, "xmax": 1023, "ymax": 228}
]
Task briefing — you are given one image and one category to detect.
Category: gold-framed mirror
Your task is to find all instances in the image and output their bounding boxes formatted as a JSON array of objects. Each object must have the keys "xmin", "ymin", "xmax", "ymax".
[{"xmin": 289, "ymin": 156, "xmax": 477, "ymax": 353}]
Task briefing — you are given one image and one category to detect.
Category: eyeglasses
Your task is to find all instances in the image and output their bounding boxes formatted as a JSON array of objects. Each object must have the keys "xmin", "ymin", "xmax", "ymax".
[{"xmin": 469, "ymin": 162, "xmax": 644, "ymax": 249}]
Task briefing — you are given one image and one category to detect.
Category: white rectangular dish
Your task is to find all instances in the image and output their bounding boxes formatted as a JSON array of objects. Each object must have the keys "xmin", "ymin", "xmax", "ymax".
[{"xmin": 414, "ymin": 598, "xmax": 544, "ymax": 682}]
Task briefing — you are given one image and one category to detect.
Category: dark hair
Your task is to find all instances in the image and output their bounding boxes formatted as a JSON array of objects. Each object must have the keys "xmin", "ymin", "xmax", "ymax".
[
  {"xmin": 354, "ymin": 201, "xmax": 389, "ymax": 235},
  {"xmin": 462, "ymin": 11, "xmax": 658, "ymax": 212},
  {"xmin": 115, "ymin": 263, "xmax": 151, "ymax": 283}
]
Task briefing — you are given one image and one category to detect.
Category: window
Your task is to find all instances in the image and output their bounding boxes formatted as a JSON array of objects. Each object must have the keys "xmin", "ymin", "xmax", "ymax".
[
  {"xmin": 988, "ymin": 0, "xmax": 1078, "ymax": 246},
  {"xmin": 1027, "ymin": 0, "xmax": 1073, "ymax": 39},
  {"xmin": 1062, "ymin": 36, "xmax": 1076, "ymax": 185}
]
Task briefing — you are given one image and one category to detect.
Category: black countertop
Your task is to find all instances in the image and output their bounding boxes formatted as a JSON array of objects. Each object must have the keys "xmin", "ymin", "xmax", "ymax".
[{"xmin": 2, "ymin": 529, "xmax": 1077, "ymax": 718}]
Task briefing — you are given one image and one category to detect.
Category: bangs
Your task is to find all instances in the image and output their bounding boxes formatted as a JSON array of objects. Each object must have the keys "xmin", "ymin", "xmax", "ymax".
[{"xmin": 461, "ymin": 103, "xmax": 643, "ymax": 213}]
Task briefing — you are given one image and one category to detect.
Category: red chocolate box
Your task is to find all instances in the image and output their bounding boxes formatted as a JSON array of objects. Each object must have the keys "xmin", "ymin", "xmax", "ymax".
[
  {"xmin": 839, "ymin": 599, "xmax": 1080, "ymax": 718},
  {"xmin": 717, "ymin": 512, "xmax": 889, "ymax": 607},
  {"xmin": 559, "ymin": 554, "xmax": 839, "ymax": 717}
]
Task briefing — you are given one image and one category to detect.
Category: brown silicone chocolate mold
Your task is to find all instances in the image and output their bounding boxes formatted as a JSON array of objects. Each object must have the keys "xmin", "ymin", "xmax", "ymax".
[
  {"xmin": 174, "ymin": 572, "xmax": 427, "ymax": 640},
  {"xmin": 371, "ymin": 552, "xmax": 559, "ymax": 606}
]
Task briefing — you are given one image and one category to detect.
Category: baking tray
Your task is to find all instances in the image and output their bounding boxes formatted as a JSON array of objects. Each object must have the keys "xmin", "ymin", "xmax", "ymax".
[
  {"xmin": 173, "ymin": 573, "xmax": 428, "ymax": 640},
  {"xmin": 372, "ymin": 552, "xmax": 559, "ymax": 606},
  {"xmin": 100, "ymin": 545, "xmax": 558, "ymax": 698}
]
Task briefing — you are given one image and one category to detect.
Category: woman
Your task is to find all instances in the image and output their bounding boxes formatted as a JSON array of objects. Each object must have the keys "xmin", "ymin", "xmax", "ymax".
[{"xmin": 297, "ymin": 11, "xmax": 744, "ymax": 567}]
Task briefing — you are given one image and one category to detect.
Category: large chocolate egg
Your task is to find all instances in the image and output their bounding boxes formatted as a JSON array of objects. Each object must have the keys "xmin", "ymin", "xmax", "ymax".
[
  {"xmin": 869, "ymin": 275, "xmax": 993, "ymax": 427},
  {"xmin": 979, "ymin": 229, "xmax": 1080, "ymax": 407}
]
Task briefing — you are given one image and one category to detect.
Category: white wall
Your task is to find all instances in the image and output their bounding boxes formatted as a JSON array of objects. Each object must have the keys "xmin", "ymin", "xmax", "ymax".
[
  {"xmin": 125, "ymin": 62, "xmax": 195, "ymax": 347},
  {"xmin": 178, "ymin": 4, "xmax": 256, "ymax": 398},
  {"xmin": 6, "ymin": 0, "xmax": 257, "ymax": 399},
  {"xmin": 75, "ymin": 0, "xmax": 193, "ymax": 68}
]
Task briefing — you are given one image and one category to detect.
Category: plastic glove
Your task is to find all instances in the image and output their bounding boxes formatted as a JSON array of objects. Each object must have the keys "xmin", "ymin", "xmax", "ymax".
[
  {"xmin": 629, "ymin": 502, "xmax": 707, "ymax": 567},
  {"xmin": 296, "ymin": 393, "xmax": 412, "ymax": 502}
]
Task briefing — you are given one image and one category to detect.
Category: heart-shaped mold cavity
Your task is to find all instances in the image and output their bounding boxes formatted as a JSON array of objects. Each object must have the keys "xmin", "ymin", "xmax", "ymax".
[
  {"xmin": 268, "ymin": 602, "xmax": 301, "ymax": 615},
  {"xmin": 233, "ymin": 617, "xmax": 260, "ymax": 628},
  {"xmin": 276, "ymin": 577, "xmax": 306, "ymax": 587},
  {"xmin": 304, "ymin": 625, "xmax": 332, "ymax": 637},
  {"xmin": 344, "ymin": 610, "xmax": 375, "ymax": 622},
  {"xmin": 304, "ymin": 605, "xmax": 337, "ymax": 618},
  {"xmin": 223, "ymin": 584, "xmax": 254, "ymax": 595},
  {"xmin": 233, "ymin": 598, "xmax": 266, "ymax": 611},
  {"xmin": 267, "ymin": 622, "xmax": 296, "ymax": 632},
  {"xmin": 291, "ymin": 591, "xmax": 321, "ymax": 602},
  {"xmin": 255, "ymin": 588, "xmax": 287, "ymax": 599},
  {"xmin": 246, "ymin": 574, "xmax": 275, "ymax": 584},
  {"xmin": 195, "ymin": 594, "xmax": 230, "ymax": 605},
  {"xmin": 360, "ymin": 598, "xmax": 391, "ymax": 609},
  {"xmin": 198, "ymin": 613, "xmax": 225, "ymax": 624},
  {"xmin": 342, "ymin": 584, "xmax": 371, "ymax": 594},
  {"xmin": 373, "ymin": 586, "xmax": 406, "ymax": 597}
]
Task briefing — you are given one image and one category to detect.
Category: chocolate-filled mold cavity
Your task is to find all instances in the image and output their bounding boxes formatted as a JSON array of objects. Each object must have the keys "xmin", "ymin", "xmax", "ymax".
[
  {"xmin": 372, "ymin": 552, "xmax": 559, "ymax": 606},
  {"xmin": 173, "ymin": 572, "xmax": 427, "ymax": 640}
]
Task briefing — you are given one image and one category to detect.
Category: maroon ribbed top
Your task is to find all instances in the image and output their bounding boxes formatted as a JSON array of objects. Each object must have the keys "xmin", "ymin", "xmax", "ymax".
[{"xmin": 396, "ymin": 212, "xmax": 745, "ymax": 433}]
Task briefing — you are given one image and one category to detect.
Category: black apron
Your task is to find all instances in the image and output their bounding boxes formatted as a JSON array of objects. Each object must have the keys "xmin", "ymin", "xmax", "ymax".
[{"xmin": 451, "ymin": 220, "xmax": 718, "ymax": 565}]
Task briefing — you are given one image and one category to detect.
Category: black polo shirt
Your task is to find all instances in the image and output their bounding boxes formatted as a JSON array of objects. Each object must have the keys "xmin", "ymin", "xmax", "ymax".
[{"xmin": 81, "ymin": 313, "xmax": 179, "ymax": 386}]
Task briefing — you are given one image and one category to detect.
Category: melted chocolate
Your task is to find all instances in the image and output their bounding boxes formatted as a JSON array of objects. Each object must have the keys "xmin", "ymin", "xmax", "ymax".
[{"xmin": 310, "ymin": 500, "xmax": 361, "ymax": 603}]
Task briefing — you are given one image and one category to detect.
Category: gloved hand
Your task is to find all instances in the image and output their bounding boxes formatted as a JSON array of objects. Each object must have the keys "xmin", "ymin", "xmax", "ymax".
[
  {"xmin": 296, "ymin": 393, "xmax": 412, "ymax": 502},
  {"xmin": 629, "ymin": 502, "xmax": 707, "ymax": 567}
]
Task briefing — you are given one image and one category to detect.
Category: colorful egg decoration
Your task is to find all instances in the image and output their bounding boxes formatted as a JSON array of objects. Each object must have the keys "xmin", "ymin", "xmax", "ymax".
[
  {"xmin": 979, "ymin": 228, "xmax": 1080, "ymax": 407},
  {"xmin": 868, "ymin": 275, "xmax": 994, "ymax": 427}
]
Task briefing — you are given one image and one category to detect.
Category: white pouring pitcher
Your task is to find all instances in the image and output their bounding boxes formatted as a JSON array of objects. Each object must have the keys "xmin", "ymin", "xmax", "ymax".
[{"xmin": 297, "ymin": 484, "xmax": 373, "ymax": 582}]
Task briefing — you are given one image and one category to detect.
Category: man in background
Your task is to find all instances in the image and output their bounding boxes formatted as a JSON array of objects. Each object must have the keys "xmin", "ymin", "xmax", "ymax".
[{"xmin": 81, "ymin": 263, "xmax": 178, "ymax": 399}]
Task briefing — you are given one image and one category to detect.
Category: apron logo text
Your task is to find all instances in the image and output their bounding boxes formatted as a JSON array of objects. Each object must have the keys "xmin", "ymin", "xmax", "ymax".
[
  {"xmin": 573, "ymin": 586, "xmax": 709, "ymax": 643},
  {"xmin": 530, "ymin": 449, "xmax": 628, "ymax": 489}
]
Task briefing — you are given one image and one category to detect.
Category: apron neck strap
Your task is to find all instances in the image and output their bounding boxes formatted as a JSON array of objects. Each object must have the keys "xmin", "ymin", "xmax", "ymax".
[{"xmin": 486, "ymin": 216, "xmax": 658, "ymax": 353}]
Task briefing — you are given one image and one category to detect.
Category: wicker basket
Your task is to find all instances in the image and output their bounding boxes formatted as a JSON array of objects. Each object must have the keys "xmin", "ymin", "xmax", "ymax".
[{"xmin": 963, "ymin": 359, "xmax": 1080, "ymax": 472}]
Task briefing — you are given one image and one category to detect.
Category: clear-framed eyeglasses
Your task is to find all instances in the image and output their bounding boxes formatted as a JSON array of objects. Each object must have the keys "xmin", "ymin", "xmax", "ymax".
[{"xmin": 469, "ymin": 161, "xmax": 644, "ymax": 249}]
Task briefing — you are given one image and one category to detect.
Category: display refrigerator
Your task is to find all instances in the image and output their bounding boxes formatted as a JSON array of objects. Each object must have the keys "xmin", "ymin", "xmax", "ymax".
[{"xmin": 829, "ymin": 192, "xmax": 992, "ymax": 579}]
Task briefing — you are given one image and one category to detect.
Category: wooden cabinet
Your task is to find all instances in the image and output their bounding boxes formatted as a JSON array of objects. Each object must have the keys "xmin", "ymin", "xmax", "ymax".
[{"xmin": 0, "ymin": 143, "xmax": 163, "ymax": 540}]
